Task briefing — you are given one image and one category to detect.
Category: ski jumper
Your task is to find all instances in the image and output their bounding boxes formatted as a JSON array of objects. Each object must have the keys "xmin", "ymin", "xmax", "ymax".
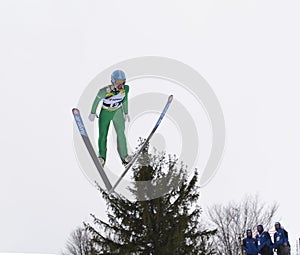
[{"xmin": 91, "ymin": 85, "xmax": 129, "ymax": 161}]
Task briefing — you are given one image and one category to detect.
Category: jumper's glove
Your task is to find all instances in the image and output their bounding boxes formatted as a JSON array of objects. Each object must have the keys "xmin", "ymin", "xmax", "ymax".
[
  {"xmin": 89, "ymin": 113, "xmax": 97, "ymax": 122},
  {"xmin": 124, "ymin": 114, "xmax": 130, "ymax": 122}
]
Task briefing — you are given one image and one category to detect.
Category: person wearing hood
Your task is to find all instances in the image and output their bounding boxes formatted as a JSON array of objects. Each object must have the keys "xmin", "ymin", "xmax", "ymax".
[
  {"xmin": 255, "ymin": 224, "xmax": 273, "ymax": 255},
  {"xmin": 273, "ymin": 222, "xmax": 290, "ymax": 255},
  {"xmin": 242, "ymin": 229, "xmax": 258, "ymax": 255}
]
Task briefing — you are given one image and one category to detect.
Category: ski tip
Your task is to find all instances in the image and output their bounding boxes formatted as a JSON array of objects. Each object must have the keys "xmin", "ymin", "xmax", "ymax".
[
  {"xmin": 72, "ymin": 108, "xmax": 80, "ymax": 115},
  {"xmin": 168, "ymin": 95, "xmax": 174, "ymax": 102}
]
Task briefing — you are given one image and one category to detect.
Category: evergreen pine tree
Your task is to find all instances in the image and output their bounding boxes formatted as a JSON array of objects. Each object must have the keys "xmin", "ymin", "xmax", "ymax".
[{"xmin": 86, "ymin": 146, "xmax": 216, "ymax": 255}]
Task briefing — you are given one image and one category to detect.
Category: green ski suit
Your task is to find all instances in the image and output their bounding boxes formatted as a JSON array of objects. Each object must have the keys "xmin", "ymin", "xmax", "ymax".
[{"xmin": 90, "ymin": 85, "xmax": 129, "ymax": 161}]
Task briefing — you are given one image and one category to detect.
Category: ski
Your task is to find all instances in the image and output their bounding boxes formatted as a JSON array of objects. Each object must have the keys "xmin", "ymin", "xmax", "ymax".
[
  {"xmin": 72, "ymin": 108, "xmax": 113, "ymax": 191},
  {"xmin": 109, "ymin": 95, "xmax": 174, "ymax": 194}
]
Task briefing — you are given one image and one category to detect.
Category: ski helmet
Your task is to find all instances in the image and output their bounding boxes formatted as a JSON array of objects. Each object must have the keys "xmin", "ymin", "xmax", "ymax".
[{"xmin": 111, "ymin": 70, "xmax": 126, "ymax": 85}]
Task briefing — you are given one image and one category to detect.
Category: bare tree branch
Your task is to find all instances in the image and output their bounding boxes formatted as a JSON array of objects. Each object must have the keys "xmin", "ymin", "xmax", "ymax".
[
  {"xmin": 207, "ymin": 194, "xmax": 278, "ymax": 255},
  {"xmin": 62, "ymin": 226, "xmax": 96, "ymax": 255}
]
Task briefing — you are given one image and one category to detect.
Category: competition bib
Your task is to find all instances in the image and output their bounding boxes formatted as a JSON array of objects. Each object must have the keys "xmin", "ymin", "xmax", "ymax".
[{"xmin": 103, "ymin": 92, "xmax": 125, "ymax": 110}]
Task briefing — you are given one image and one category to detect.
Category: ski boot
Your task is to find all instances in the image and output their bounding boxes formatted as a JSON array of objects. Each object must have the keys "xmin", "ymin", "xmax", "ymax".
[
  {"xmin": 122, "ymin": 154, "xmax": 133, "ymax": 166},
  {"xmin": 98, "ymin": 157, "xmax": 105, "ymax": 167}
]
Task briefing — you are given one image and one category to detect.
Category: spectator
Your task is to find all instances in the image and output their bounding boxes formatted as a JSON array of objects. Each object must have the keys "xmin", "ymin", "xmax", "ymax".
[
  {"xmin": 243, "ymin": 229, "xmax": 258, "ymax": 255},
  {"xmin": 273, "ymin": 222, "xmax": 290, "ymax": 255},
  {"xmin": 255, "ymin": 224, "xmax": 273, "ymax": 255}
]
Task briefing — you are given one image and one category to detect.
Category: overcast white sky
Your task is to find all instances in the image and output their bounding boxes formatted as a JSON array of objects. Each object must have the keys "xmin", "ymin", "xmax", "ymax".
[{"xmin": 1, "ymin": 0, "xmax": 300, "ymax": 254}]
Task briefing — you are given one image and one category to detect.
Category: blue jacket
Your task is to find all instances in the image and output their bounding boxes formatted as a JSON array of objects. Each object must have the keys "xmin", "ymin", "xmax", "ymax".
[
  {"xmin": 273, "ymin": 222, "xmax": 290, "ymax": 249},
  {"xmin": 243, "ymin": 236, "xmax": 258, "ymax": 255},
  {"xmin": 255, "ymin": 225, "xmax": 273, "ymax": 253}
]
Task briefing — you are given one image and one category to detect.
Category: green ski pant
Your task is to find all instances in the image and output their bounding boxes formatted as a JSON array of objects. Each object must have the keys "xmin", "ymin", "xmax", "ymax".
[{"xmin": 98, "ymin": 108, "xmax": 128, "ymax": 161}]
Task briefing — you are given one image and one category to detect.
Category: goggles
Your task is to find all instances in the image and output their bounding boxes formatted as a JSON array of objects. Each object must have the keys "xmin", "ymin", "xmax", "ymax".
[{"xmin": 114, "ymin": 79, "xmax": 125, "ymax": 90}]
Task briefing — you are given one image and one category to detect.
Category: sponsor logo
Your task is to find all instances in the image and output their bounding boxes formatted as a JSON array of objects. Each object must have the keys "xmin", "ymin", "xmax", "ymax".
[{"xmin": 75, "ymin": 115, "xmax": 88, "ymax": 137}]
